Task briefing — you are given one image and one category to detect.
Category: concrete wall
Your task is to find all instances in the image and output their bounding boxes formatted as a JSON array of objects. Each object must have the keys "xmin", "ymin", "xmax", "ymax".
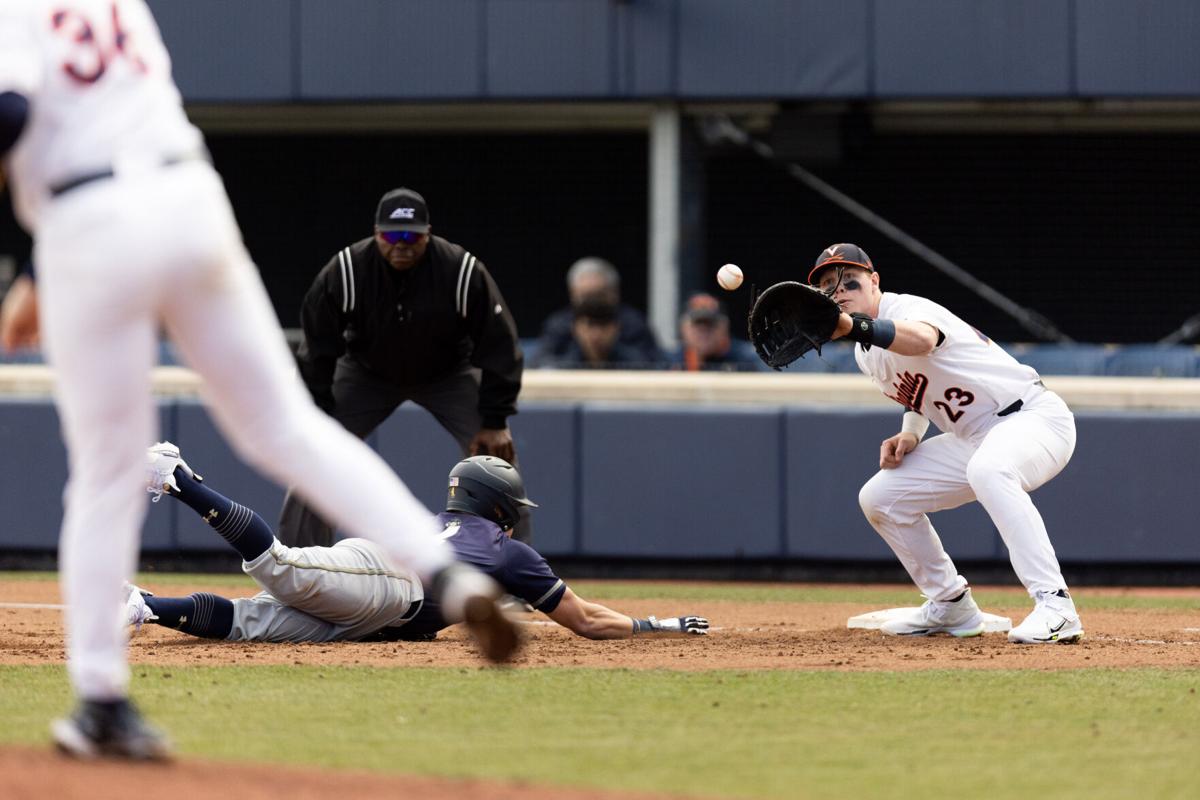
[{"xmin": 2, "ymin": 398, "xmax": 1196, "ymax": 563}]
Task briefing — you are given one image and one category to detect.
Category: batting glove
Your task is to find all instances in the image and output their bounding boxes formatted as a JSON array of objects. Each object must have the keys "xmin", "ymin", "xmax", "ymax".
[{"xmin": 633, "ymin": 615, "xmax": 710, "ymax": 635}]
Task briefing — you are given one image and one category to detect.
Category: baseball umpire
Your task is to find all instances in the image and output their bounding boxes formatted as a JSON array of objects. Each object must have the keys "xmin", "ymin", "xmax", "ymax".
[
  {"xmin": 282, "ymin": 187, "xmax": 533, "ymax": 546},
  {"xmin": 748, "ymin": 243, "xmax": 1082, "ymax": 644},
  {"xmin": 134, "ymin": 443, "xmax": 709, "ymax": 643}
]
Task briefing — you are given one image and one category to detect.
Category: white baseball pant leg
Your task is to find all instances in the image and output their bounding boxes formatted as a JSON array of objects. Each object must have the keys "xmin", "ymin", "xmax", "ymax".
[
  {"xmin": 964, "ymin": 391, "xmax": 1076, "ymax": 596},
  {"xmin": 859, "ymin": 392, "xmax": 1076, "ymax": 601},
  {"xmin": 36, "ymin": 181, "xmax": 166, "ymax": 701},
  {"xmin": 156, "ymin": 164, "xmax": 452, "ymax": 579},
  {"xmin": 858, "ymin": 433, "xmax": 979, "ymax": 601}
]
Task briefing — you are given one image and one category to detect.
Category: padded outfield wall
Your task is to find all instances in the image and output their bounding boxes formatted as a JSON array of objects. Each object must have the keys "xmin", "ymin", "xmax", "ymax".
[
  {"xmin": 147, "ymin": 0, "xmax": 1200, "ymax": 102},
  {"xmin": 1, "ymin": 371, "xmax": 1196, "ymax": 568}
]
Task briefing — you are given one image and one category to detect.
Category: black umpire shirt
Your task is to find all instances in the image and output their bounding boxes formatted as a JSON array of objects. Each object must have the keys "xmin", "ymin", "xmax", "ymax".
[{"xmin": 296, "ymin": 235, "xmax": 523, "ymax": 430}]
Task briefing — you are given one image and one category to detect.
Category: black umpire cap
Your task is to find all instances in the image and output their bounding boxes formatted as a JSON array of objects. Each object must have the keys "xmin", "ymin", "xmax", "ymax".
[
  {"xmin": 376, "ymin": 188, "xmax": 431, "ymax": 233},
  {"xmin": 808, "ymin": 243, "xmax": 874, "ymax": 284}
]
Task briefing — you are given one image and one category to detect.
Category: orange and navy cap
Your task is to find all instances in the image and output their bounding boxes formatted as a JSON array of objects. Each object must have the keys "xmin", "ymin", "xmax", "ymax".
[{"xmin": 808, "ymin": 243, "xmax": 874, "ymax": 284}]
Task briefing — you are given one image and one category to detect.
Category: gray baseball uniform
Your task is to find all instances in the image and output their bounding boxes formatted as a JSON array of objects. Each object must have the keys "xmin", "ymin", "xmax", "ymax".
[{"xmin": 229, "ymin": 538, "xmax": 422, "ymax": 643}]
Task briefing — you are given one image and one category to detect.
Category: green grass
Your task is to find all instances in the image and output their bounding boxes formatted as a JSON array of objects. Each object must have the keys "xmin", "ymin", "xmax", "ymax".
[{"xmin": 1, "ymin": 665, "xmax": 1197, "ymax": 799}]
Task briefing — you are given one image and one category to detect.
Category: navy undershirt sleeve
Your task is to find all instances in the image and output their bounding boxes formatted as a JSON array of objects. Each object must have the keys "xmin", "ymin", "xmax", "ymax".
[{"xmin": 0, "ymin": 92, "xmax": 30, "ymax": 157}]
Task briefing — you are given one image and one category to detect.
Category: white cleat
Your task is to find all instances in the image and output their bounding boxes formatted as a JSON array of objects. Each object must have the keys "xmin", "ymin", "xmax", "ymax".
[
  {"xmin": 145, "ymin": 441, "xmax": 200, "ymax": 502},
  {"xmin": 123, "ymin": 583, "xmax": 158, "ymax": 631},
  {"xmin": 880, "ymin": 587, "xmax": 987, "ymax": 638},
  {"xmin": 1008, "ymin": 590, "xmax": 1084, "ymax": 644}
]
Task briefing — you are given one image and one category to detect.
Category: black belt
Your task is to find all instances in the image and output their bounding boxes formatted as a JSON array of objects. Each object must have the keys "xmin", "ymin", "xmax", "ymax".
[
  {"xmin": 49, "ymin": 152, "xmax": 207, "ymax": 198},
  {"xmin": 998, "ymin": 380, "xmax": 1045, "ymax": 417}
]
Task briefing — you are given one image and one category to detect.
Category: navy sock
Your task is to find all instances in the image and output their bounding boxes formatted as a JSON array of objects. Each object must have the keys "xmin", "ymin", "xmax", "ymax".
[
  {"xmin": 144, "ymin": 593, "xmax": 234, "ymax": 639},
  {"xmin": 170, "ymin": 471, "xmax": 274, "ymax": 561}
]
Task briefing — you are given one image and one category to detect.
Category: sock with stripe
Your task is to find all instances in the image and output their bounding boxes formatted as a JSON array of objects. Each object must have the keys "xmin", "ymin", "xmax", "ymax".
[
  {"xmin": 144, "ymin": 593, "xmax": 234, "ymax": 639},
  {"xmin": 170, "ymin": 470, "xmax": 274, "ymax": 561}
]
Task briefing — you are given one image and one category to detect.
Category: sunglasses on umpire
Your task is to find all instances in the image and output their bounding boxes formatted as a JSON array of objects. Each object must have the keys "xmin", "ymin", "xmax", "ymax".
[{"xmin": 379, "ymin": 230, "xmax": 428, "ymax": 245}]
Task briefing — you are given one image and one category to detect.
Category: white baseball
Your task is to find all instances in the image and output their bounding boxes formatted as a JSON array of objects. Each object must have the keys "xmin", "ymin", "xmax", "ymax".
[{"xmin": 717, "ymin": 264, "xmax": 743, "ymax": 291}]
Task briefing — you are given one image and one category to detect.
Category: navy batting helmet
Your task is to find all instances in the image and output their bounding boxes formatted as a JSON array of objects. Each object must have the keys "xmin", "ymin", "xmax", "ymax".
[{"xmin": 445, "ymin": 456, "xmax": 538, "ymax": 530}]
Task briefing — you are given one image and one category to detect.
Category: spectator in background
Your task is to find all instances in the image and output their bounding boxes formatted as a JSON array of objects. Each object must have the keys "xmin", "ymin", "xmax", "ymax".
[
  {"xmin": 532, "ymin": 295, "xmax": 647, "ymax": 368},
  {"xmin": 675, "ymin": 293, "xmax": 760, "ymax": 372},
  {"xmin": 533, "ymin": 257, "xmax": 661, "ymax": 365}
]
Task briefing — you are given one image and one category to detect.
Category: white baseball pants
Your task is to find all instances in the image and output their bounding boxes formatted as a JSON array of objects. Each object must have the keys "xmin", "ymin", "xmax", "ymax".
[
  {"xmin": 857, "ymin": 390, "xmax": 1076, "ymax": 602},
  {"xmin": 34, "ymin": 162, "xmax": 451, "ymax": 701}
]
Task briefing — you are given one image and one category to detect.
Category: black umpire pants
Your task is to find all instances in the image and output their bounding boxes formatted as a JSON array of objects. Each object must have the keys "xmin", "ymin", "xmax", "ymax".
[{"xmin": 277, "ymin": 359, "xmax": 532, "ymax": 547}]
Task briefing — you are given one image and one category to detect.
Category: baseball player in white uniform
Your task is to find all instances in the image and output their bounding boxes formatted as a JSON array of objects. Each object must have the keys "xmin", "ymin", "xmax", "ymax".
[
  {"xmin": 0, "ymin": 0, "xmax": 517, "ymax": 761},
  {"xmin": 810, "ymin": 243, "xmax": 1082, "ymax": 644}
]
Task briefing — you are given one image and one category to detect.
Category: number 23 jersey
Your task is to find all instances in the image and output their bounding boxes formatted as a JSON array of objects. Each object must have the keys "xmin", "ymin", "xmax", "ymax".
[{"xmin": 854, "ymin": 292, "xmax": 1042, "ymax": 441}]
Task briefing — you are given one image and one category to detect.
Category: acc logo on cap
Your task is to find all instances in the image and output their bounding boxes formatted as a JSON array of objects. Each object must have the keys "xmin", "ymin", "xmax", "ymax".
[{"xmin": 390, "ymin": 207, "xmax": 416, "ymax": 219}]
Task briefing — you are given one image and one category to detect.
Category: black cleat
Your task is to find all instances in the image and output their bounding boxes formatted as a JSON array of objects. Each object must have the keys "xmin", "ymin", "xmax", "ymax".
[{"xmin": 52, "ymin": 699, "xmax": 172, "ymax": 761}]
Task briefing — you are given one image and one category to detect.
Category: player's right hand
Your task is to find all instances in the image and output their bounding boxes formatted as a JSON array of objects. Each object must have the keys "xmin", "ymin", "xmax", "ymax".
[
  {"xmin": 0, "ymin": 274, "xmax": 39, "ymax": 351},
  {"xmin": 880, "ymin": 432, "xmax": 919, "ymax": 470},
  {"xmin": 649, "ymin": 615, "xmax": 710, "ymax": 635}
]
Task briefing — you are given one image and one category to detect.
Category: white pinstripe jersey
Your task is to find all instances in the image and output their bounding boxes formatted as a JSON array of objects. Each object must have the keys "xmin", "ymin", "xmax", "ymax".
[
  {"xmin": 855, "ymin": 292, "xmax": 1043, "ymax": 441},
  {"xmin": 0, "ymin": 0, "xmax": 202, "ymax": 231}
]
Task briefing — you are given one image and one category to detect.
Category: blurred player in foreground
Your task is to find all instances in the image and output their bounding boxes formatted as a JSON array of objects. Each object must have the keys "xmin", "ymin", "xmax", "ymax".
[
  {"xmin": 811, "ymin": 243, "xmax": 1082, "ymax": 644},
  {"xmin": 0, "ymin": 0, "xmax": 515, "ymax": 761},
  {"xmin": 133, "ymin": 444, "xmax": 709, "ymax": 643}
]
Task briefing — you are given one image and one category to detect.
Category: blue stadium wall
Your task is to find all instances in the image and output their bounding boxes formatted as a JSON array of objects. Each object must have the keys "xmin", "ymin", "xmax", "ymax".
[
  {"xmin": 1, "ymin": 397, "xmax": 1196, "ymax": 564},
  {"xmin": 149, "ymin": 0, "xmax": 1200, "ymax": 101}
]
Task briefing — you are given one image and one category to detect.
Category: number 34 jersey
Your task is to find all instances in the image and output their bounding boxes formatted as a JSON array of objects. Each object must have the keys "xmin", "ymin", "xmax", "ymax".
[
  {"xmin": 0, "ymin": 0, "xmax": 203, "ymax": 231},
  {"xmin": 854, "ymin": 292, "xmax": 1043, "ymax": 442}
]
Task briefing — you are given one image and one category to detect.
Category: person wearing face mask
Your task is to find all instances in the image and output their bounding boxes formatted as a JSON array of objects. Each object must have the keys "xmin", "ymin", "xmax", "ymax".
[
  {"xmin": 813, "ymin": 243, "xmax": 1082, "ymax": 645},
  {"xmin": 283, "ymin": 188, "xmax": 532, "ymax": 546}
]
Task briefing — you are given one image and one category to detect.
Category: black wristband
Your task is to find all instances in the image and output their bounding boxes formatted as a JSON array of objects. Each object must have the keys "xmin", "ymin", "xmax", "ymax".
[
  {"xmin": 631, "ymin": 618, "xmax": 653, "ymax": 634},
  {"xmin": 845, "ymin": 313, "xmax": 896, "ymax": 351}
]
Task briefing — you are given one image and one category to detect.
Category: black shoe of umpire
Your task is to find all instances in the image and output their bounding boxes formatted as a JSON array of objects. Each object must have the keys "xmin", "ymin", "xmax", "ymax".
[{"xmin": 52, "ymin": 699, "xmax": 172, "ymax": 761}]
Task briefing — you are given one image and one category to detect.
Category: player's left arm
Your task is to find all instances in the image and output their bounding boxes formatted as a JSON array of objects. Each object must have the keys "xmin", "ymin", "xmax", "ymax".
[
  {"xmin": 547, "ymin": 588, "xmax": 709, "ymax": 639},
  {"xmin": 833, "ymin": 313, "xmax": 940, "ymax": 356}
]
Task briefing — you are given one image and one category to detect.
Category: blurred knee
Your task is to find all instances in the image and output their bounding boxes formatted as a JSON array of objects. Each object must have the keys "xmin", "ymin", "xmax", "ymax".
[{"xmin": 229, "ymin": 402, "xmax": 320, "ymax": 462}]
